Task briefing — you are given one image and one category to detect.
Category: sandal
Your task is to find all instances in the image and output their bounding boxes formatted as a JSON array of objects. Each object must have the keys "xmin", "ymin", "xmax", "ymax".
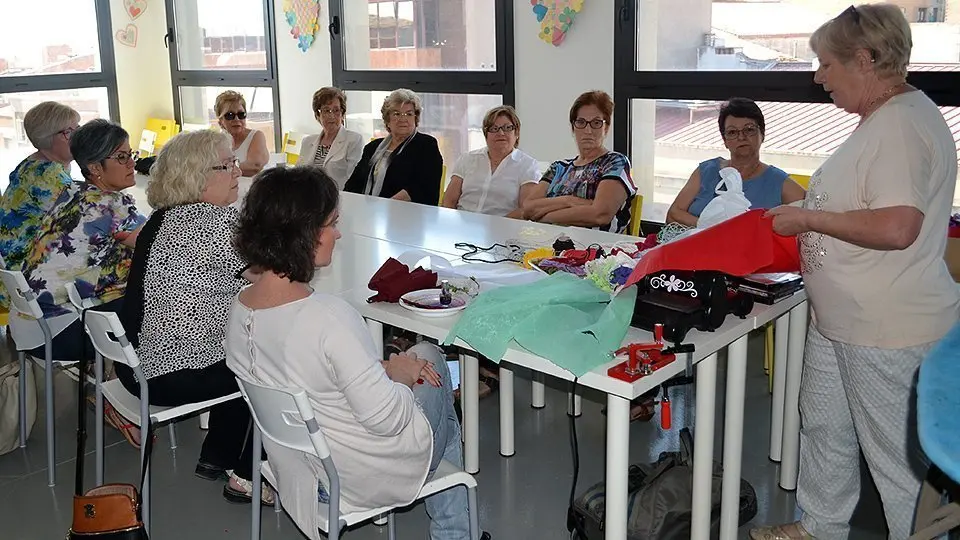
[
  {"xmin": 102, "ymin": 401, "xmax": 143, "ymax": 449},
  {"xmin": 749, "ymin": 522, "xmax": 815, "ymax": 539},
  {"xmin": 223, "ymin": 471, "xmax": 276, "ymax": 506}
]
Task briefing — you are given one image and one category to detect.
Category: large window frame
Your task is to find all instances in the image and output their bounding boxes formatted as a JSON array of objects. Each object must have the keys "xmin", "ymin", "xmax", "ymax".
[
  {"xmin": 328, "ymin": 0, "xmax": 515, "ymax": 104},
  {"xmin": 612, "ymin": 0, "xmax": 960, "ymax": 224},
  {"xmin": 0, "ymin": 1, "xmax": 120, "ymax": 120},
  {"xmin": 163, "ymin": 0, "xmax": 282, "ymax": 148}
]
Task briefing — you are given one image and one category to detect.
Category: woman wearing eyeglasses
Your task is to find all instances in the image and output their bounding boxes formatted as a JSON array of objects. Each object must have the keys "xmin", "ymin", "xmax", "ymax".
[
  {"xmin": 215, "ymin": 90, "xmax": 269, "ymax": 177},
  {"xmin": 442, "ymin": 105, "xmax": 541, "ymax": 218},
  {"xmin": 521, "ymin": 90, "xmax": 637, "ymax": 233},
  {"xmin": 666, "ymin": 98, "xmax": 806, "ymax": 226},
  {"xmin": 344, "ymin": 88, "xmax": 443, "ymax": 205},
  {"xmin": 116, "ymin": 129, "xmax": 273, "ymax": 504},
  {"xmin": 18, "ymin": 119, "xmax": 145, "ymax": 366},
  {"xmin": 296, "ymin": 87, "xmax": 364, "ymax": 189}
]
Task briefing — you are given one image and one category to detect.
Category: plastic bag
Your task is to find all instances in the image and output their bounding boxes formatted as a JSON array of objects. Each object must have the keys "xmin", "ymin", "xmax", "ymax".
[
  {"xmin": 697, "ymin": 167, "xmax": 752, "ymax": 230},
  {"xmin": 396, "ymin": 249, "xmax": 544, "ymax": 291}
]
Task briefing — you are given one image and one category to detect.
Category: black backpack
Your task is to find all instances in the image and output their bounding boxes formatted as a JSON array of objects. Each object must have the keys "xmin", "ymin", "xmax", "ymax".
[{"xmin": 567, "ymin": 428, "xmax": 757, "ymax": 540}]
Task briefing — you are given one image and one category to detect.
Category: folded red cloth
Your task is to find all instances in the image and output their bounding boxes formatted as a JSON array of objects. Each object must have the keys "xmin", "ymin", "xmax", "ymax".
[
  {"xmin": 624, "ymin": 209, "xmax": 801, "ymax": 288},
  {"xmin": 367, "ymin": 257, "xmax": 439, "ymax": 303}
]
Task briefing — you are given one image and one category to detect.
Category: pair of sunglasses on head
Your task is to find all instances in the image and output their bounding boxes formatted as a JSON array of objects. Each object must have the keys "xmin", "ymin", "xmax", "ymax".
[{"xmin": 221, "ymin": 111, "xmax": 247, "ymax": 121}]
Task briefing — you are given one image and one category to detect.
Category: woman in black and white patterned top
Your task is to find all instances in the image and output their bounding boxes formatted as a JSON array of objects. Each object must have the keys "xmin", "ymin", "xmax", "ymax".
[{"xmin": 117, "ymin": 129, "xmax": 273, "ymax": 505}]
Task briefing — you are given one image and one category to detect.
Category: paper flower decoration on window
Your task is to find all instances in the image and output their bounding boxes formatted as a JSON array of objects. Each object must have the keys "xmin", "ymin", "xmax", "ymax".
[
  {"xmin": 283, "ymin": 0, "xmax": 321, "ymax": 52},
  {"xmin": 531, "ymin": 0, "xmax": 586, "ymax": 47}
]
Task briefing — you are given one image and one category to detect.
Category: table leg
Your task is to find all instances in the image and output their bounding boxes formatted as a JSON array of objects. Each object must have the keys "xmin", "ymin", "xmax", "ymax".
[
  {"xmin": 499, "ymin": 365, "xmax": 514, "ymax": 457},
  {"xmin": 691, "ymin": 352, "xmax": 718, "ymax": 540},
  {"xmin": 604, "ymin": 394, "xmax": 630, "ymax": 540},
  {"xmin": 567, "ymin": 392, "xmax": 582, "ymax": 418},
  {"xmin": 462, "ymin": 353, "xmax": 480, "ymax": 474},
  {"xmin": 531, "ymin": 375, "xmax": 545, "ymax": 409},
  {"xmin": 769, "ymin": 312, "xmax": 790, "ymax": 462},
  {"xmin": 779, "ymin": 300, "xmax": 809, "ymax": 490},
  {"xmin": 719, "ymin": 334, "xmax": 750, "ymax": 539}
]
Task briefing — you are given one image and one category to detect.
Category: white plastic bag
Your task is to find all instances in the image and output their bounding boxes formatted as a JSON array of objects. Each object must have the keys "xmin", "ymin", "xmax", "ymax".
[
  {"xmin": 396, "ymin": 249, "xmax": 544, "ymax": 291},
  {"xmin": 0, "ymin": 360, "xmax": 36, "ymax": 455},
  {"xmin": 697, "ymin": 166, "xmax": 752, "ymax": 230}
]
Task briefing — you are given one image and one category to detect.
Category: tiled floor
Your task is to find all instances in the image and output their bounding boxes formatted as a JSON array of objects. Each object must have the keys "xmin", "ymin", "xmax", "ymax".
[{"xmin": 0, "ymin": 331, "xmax": 888, "ymax": 539}]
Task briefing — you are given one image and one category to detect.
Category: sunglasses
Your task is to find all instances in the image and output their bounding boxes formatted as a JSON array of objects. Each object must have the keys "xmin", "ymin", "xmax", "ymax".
[
  {"xmin": 221, "ymin": 111, "xmax": 247, "ymax": 121},
  {"xmin": 842, "ymin": 5, "xmax": 860, "ymax": 23}
]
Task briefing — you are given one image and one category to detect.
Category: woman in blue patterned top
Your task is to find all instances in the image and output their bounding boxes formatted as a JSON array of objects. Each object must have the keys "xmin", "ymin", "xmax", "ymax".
[
  {"xmin": 666, "ymin": 98, "xmax": 806, "ymax": 226},
  {"xmin": 522, "ymin": 91, "xmax": 636, "ymax": 233}
]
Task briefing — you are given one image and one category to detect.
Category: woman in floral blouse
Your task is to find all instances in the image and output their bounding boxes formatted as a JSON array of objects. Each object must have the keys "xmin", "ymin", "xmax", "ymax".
[{"xmin": 0, "ymin": 102, "xmax": 80, "ymax": 308}]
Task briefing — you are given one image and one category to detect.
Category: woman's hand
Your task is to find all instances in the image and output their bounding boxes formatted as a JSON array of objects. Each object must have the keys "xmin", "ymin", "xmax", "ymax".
[
  {"xmin": 382, "ymin": 351, "xmax": 441, "ymax": 388},
  {"xmin": 765, "ymin": 205, "xmax": 814, "ymax": 236}
]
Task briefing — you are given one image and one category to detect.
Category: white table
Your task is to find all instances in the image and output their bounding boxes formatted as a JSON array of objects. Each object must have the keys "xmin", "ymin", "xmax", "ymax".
[{"xmin": 331, "ymin": 194, "xmax": 808, "ymax": 540}]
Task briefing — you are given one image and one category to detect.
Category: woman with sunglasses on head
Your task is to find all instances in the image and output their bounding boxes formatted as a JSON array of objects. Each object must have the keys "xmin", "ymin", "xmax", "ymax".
[
  {"xmin": 296, "ymin": 87, "xmax": 364, "ymax": 189},
  {"xmin": 666, "ymin": 98, "xmax": 806, "ymax": 227},
  {"xmin": 522, "ymin": 90, "xmax": 637, "ymax": 233},
  {"xmin": 215, "ymin": 90, "xmax": 269, "ymax": 177},
  {"xmin": 344, "ymin": 88, "xmax": 443, "ymax": 205},
  {"xmin": 116, "ymin": 130, "xmax": 272, "ymax": 505}
]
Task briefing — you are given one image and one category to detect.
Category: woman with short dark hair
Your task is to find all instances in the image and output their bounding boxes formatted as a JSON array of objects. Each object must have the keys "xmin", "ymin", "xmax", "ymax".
[
  {"xmin": 666, "ymin": 97, "xmax": 806, "ymax": 226},
  {"xmin": 226, "ymin": 166, "xmax": 489, "ymax": 540}
]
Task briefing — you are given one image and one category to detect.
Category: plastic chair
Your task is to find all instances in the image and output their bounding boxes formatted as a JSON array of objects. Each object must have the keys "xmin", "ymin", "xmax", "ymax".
[
  {"xmin": 237, "ymin": 377, "xmax": 481, "ymax": 540},
  {"xmin": 439, "ymin": 164, "xmax": 447, "ymax": 203},
  {"xmin": 629, "ymin": 194, "xmax": 645, "ymax": 237},
  {"xmin": 911, "ymin": 323, "xmax": 960, "ymax": 539},
  {"xmin": 82, "ymin": 311, "xmax": 242, "ymax": 535}
]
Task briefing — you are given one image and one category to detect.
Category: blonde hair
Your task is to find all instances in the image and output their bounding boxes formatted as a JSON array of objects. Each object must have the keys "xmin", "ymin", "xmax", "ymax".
[
  {"xmin": 810, "ymin": 4, "xmax": 912, "ymax": 79},
  {"xmin": 147, "ymin": 130, "xmax": 231, "ymax": 209},
  {"xmin": 380, "ymin": 88, "xmax": 422, "ymax": 132},
  {"xmin": 482, "ymin": 106, "xmax": 522, "ymax": 147},
  {"xmin": 23, "ymin": 102, "xmax": 80, "ymax": 150},
  {"xmin": 214, "ymin": 90, "xmax": 247, "ymax": 117}
]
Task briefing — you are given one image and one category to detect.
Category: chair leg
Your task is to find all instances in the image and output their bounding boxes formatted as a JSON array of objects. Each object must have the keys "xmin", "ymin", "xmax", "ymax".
[
  {"xmin": 44, "ymin": 342, "xmax": 55, "ymax": 487},
  {"xmin": 251, "ymin": 425, "xmax": 261, "ymax": 540},
  {"xmin": 18, "ymin": 351, "xmax": 26, "ymax": 448},
  {"xmin": 199, "ymin": 411, "xmax": 210, "ymax": 430},
  {"xmin": 468, "ymin": 486, "xmax": 480, "ymax": 540},
  {"xmin": 167, "ymin": 423, "xmax": 177, "ymax": 450},
  {"xmin": 387, "ymin": 512, "xmax": 396, "ymax": 540},
  {"xmin": 95, "ymin": 353, "xmax": 104, "ymax": 486}
]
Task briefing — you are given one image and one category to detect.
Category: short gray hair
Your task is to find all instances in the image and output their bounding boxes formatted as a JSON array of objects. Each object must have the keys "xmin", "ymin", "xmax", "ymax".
[
  {"xmin": 70, "ymin": 119, "xmax": 129, "ymax": 180},
  {"xmin": 380, "ymin": 88, "xmax": 422, "ymax": 132},
  {"xmin": 148, "ymin": 130, "xmax": 231, "ymax": 209},
  {"xmin": 810, "ymin": 4, "xmax": 912, "ymax": 79},
  {"xmin": 23, "ymin": 102, "xmax": 80, "ymax": 150}
]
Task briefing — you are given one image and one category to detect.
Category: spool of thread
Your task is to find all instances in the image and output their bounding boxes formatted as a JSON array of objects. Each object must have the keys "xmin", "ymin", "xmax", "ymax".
[{"xmin": 553, "ymin": 235, "xmax": 575, "ymax": 255}]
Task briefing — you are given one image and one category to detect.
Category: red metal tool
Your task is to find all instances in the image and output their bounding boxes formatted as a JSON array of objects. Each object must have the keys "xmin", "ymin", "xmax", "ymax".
[{"xmin": 607, "ymin": 324, "xmax": 679, "ymax": 383}]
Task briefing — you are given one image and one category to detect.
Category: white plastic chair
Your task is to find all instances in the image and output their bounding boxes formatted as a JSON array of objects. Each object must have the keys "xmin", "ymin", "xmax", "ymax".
[
  {"xmin": 237, "ymin": 377, "xmax": 481, "ymax": 540},
  {"xmin": 0, "ymin": 269, "xmax": 74, "ymax": 487},
  {"xmin": 83, "ymin": 311, "xmax": 242, "ymax": 535}
]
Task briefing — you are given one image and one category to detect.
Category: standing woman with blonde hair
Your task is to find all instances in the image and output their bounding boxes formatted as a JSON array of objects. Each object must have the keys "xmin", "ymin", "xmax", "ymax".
[
  {"xmin": 296, "ymin": 86, "xmax": 364, "ymax": 189},
  {"xmin": 753, "ymin": 4, "xmax": 960, "ymax": 539},
  {"xmin": 215, "ymin": 90, "xmax": 269, "ymax": 177}
]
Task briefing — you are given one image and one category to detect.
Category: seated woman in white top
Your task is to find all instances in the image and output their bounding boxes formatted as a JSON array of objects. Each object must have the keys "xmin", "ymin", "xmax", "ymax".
[
  {"xmin": 295, "ymin": 86, "xmax": 363, "ymax": 189},
  {"xmin": 441, "ymin": 105, "xmax": 540, "ymax": 218},
  {"xmin": 215, "ymin": 90, "xmax": 269, "ymax": 177},
  {"xmin": 225, "ymin": 167, "xmax": 489, "ymax": 540}
]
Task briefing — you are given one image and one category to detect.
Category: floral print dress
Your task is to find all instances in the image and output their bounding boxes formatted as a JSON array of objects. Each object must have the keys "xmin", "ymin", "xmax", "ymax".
[{"xmin": 22, "ymin": 183, "xmax": 146, "ymax": 317}]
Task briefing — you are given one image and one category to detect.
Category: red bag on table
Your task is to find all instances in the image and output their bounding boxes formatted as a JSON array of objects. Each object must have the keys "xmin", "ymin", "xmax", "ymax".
[
  {"xmin": 624, "ymin": 209, "xmax": 800, "ymax": 288},
  {"xmin": 367, "ymin": 257, "xmax": 439, "ymax": 303}
]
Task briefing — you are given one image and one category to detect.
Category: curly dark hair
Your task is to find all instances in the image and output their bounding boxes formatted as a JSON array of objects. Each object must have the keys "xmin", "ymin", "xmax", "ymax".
[{"xmin": 234, "ymin": 166, "xmax": 340, "ymax": 283}]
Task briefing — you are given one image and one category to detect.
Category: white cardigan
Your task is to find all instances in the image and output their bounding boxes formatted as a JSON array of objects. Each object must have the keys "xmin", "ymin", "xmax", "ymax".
[{"xmin": 296, "ymin": 128, "xmax": 364, "ymax": 189}]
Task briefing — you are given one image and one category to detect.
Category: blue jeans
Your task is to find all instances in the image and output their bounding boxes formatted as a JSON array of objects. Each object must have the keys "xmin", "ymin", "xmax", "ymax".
[{"xmin": 318, "ymin": 343, "xmax": 471, "ymax": 539}]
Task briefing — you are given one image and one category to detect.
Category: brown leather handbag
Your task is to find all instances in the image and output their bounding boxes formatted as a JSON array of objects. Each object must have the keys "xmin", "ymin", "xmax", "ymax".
[{"xmin": 67, "ymin": 311, "xmax": 151, "ymax": 539}]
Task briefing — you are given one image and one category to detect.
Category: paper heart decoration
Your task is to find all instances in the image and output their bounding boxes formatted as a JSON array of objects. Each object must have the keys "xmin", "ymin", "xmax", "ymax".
[
  {"xmin": 124, "ymin": 0, "xmax": 147, "ymax": 21},
  {"xmin": 530, "ymin": 0, "xmax": 585, "ymax": 47},
  {"xmin": 116, "ymin": 24, "xmax": 138, "ymax": 48},
  {"xmin": 283, "ymin": 0, "xmax": 322, "ymax": 53}
]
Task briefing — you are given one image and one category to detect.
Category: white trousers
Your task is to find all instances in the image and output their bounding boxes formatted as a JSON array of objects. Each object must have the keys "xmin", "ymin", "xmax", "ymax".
[{"xmin": 797, "ymin": 324, "xmax": 931, "ymax": 540}]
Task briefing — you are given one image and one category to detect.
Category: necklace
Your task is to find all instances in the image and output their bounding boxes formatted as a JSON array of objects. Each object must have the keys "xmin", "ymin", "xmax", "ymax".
[
  {"xmin": 861, "ymin": 82, "xmax": 906, "ymax": 120},
  {"xmin": 729, "ymin": 160, "xmax": 761, "ymax": 179}
]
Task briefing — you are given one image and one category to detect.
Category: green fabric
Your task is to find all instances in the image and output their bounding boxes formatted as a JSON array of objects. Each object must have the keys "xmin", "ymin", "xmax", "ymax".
[{"xmin": 443, "ymin": 272, "xmax": 638, "ymax": 377}]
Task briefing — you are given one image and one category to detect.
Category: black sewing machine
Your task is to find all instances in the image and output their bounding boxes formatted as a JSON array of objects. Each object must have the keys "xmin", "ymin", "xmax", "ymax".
[{"xmin": 631, "ymin": 270, "xmax": 754, "ymax": 343}]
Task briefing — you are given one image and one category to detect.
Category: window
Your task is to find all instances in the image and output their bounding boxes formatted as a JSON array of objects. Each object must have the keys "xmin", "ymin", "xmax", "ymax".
[
  {"xmin": 918, "ymin": 7, "xmax": 928, "ymax": 22},
  {"xmin": 0, "ymin": 1, "xmax": 118, "ymax": 192},
  {"xmin": 614, "ymin": 0, "xmax": 960, "ymax": 223},
  {"xmin": 165, "ymin": 0, "xmax": 281, "ymax": 148}
]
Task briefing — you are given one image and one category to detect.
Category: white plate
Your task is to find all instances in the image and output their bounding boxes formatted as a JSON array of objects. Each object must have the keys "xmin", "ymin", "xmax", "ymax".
[{"xmin": 399, "ymin": 289, "xmax": 468, "ymax": 317}]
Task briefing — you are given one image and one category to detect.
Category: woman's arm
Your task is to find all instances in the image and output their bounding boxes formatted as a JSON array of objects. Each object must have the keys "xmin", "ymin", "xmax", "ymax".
[
  {"xmin": 539, "ymin": 180, "xmax": 629, "ymax": 228},
  {"xmin": 401, "ymin": 135, "xmax": 443, "ymax": 205},
  {"xmin": 239, "ymin": 130, "xmax": 269, "ymax": 177},
  {"xmin": 391, "ymin": 190, "xmax": 412, "ymax": 202},
  {"xmin": 344, "ymin": 132, "xmax": 364, "ymax": 180},
  {"xmin": 665, "ymin": 169, "xmax": 702, "ymax": 227},
  {"xmin": 506, "ymin": 182, "xmax": 541, "ymax": 219},
  {"xmin": 781, "ymin": 178, "xmax": 807, "ymax": 205},
  {"xmin": 441, "ymin": 175, "xmax": 463, "ymax": 209},
  {"xmin": 767, "ymin": 205, "xmax": 923, "ymax": 250},
  {"xmin": 294, "ymin": 135, "xmax": 317, "ymax": 167},
  {"xmin": 343, "ymin": 141, "xmax": 377, "ymax": 194}
]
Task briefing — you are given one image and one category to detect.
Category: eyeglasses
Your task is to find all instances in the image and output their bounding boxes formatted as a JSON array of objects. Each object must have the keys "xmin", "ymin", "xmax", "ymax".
[
  {"xmin": 488, "ymin": 124, "xmax": 516, "ymax": 134},
  {"xmin": 723, "ymin": 125, "xmax": 760, "ymax": 140},
  {"xmin": 318, "ymin": 107, "xmax": 342, "ymax": 116},
  {"xmin": 211, "ymin": 157, "xmax": 241, "ymax": 172},
  {"xmin": 57, "ymin": 126, "xmax": 78, "ymax": 140},
  {"xmin": 390, "ymin": 111, "xmax": 416, "ymax": 118},
  {"xmin": 108, "ymin": 150, "xmax": 139, "ymax": 165},
  {"xmin": 221, "ymin": 111, "xmax": 247, "ymax": 121},
  {"xmin": 573, "ymin": 118, "xmax": 606, "ymax": 130}
]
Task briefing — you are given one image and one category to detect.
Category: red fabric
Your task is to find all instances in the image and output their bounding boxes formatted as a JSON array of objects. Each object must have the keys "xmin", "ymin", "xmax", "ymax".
[
  {"xmin": 624, "ymin": 209, "xmax": 801, "ymax": 287},
  {"xmin": 367, "ymin": 258, "xmax": 439, "ymax": 303},
  {"xmin": 949, "ymin": 225, "xmax": 960, "ymax": 238}
]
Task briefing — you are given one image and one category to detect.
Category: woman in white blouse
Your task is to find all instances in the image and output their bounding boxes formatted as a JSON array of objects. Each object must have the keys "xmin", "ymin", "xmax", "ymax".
[
  {"xmin": 226, "ymin": 167, "xmax": 489, "ymax": 540},
  {"xmin": 441, "ymin": 105, "xmax": 540, "ymax": 218},
  {"xmin": 296, "ymin": 86, "xmax": 364, "ymax": 189}
]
